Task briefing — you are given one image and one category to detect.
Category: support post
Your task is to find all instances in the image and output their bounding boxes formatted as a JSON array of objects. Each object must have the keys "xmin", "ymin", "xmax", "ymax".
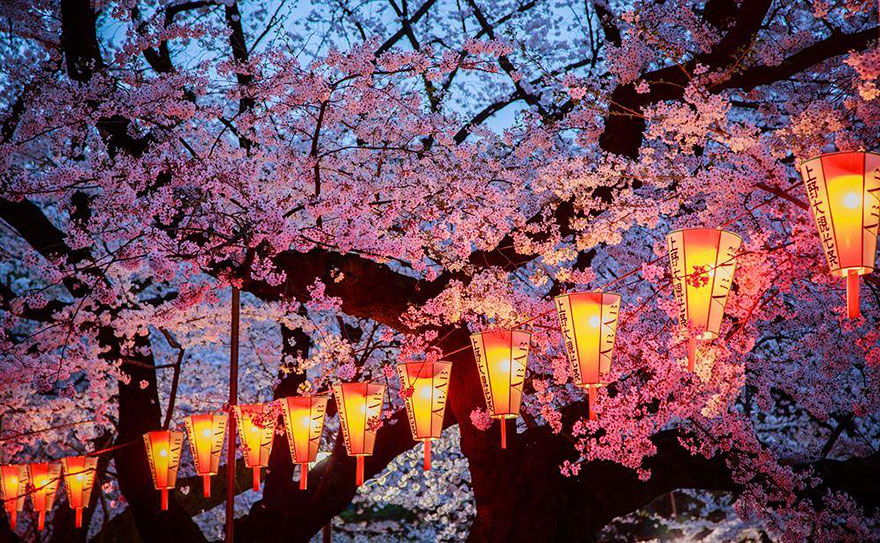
[
  {"xmin": 687, "ymin": 336, "xmax": 697, "ymax": 372},
  {"xmin": 588, "ymin": 386, "xmax": 598, "ymax": 421},
  {"xmin": 225, "ymin": 286, "xmax": 240, "ymax": 543},
  {"xmin": 356, "ymin": 456, "xmax": 365, "ymax": 486},
  {"xmin": 847, "ymin": 269, "xmax": 860, "ymax": 319},
  {"xmin": 500, "ymin": 418, "xmax": 507, "ymax": 450},
  {"xmin": 423, "ymin": 440, "xmax": 431, "ymax": 471}
]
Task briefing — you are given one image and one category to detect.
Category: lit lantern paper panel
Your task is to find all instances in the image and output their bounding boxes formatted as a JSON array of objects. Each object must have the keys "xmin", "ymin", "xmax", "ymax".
[
  {"xmin": 555, "ymin": 292, "xmax": 621, "ymax": 420},
  {"xmin": 184, "ymin": 413, "xmax": 228, "ymax": 497},
  {"xmin": 333, "ymin": 382, "xmax": 386, "ymax": 486},
  {"xmin": 279, "ymin": 395, "xmax": 328, "ymax": 490},
  {"xmin": 61, "ymin": 456, "xmax": 98, "ymax": 528},
  {"xmin": 667, "ymin": 228, "xmax": 743, "ymax": 371},
  {"xmin": 396, "ymin": 361, "xmax": 452, "ymax": 470},
  {"xmin": 470, "ymin": 330, "xmax": 531, "ymax": 449},
  {"xmin": 799, "ymin": 151, "xmax": 880, "ymax": 318},
  {"xmin": 0, "ymin": 465, "xmax": 27, "ymax": 531},
  {"xmin": 143, "ymin": 430, "xmax": 184, "ymax": 510},
  {"xmin": 234, "ymin": 404, "xmax": 277, "ymax": 492},
  {"xmin": 28, "ymin": 462, "xmax": 62, "ymax": 531}
]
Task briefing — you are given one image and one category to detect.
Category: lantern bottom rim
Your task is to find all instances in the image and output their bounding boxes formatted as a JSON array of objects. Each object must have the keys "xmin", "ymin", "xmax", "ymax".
[
  {"xmin": 490, "ymin": 414, "xmax": 519, "ymax": 420},
  {"xmin": 830, "ymin": 266, "xmax": 873, "ymax": 278}
]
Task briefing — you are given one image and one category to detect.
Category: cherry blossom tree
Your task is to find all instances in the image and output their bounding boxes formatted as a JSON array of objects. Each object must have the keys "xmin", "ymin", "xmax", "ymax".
[{"xmin": 0, "ymin": 0, "xmax": 878, "ymax": 541}]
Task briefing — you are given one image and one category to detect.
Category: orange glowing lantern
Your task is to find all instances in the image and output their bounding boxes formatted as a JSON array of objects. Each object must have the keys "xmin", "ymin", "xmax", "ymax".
[
  {"xmin": 333, "ymin": 382, "xmax": 386, "ymax": 486},
  {"xmin": 0, "ymin": 465, "xmax": 27, "ymax": 531},
  {"xmin": 27, "ymin": 462, "xmax": 61, "ymax": 531},
  {"xmin": 184, "ymin": 414, "xmax": 227, "ymax": 498},
  {"xmin": 279, "ymin": 395, "xmax": 327, "ymax": 490},
  {"xmin": 667, "ymin": 228, "xmax": 742, "ymax": 371},
  {"xmin": 396, "ymin": 361, "xmax": 453, "ymax": 470},
  {"xmin": 798, "ymin": 151, "xmax": 879, "ymax": 318},
  {"xmin": 143, "ymin": 430, "xmax": 184, "ymax": 510},
  {"xmin": 60, "ymin": 456, "xmax": 97, "ymax": 528},
  {"xmin": 470, "ymin": 330, "xmax": 531, "ymax": 449},
  {"xmin": 555, "ymin": 292, "xmax": 621, "ymax": 420},
  {"xmin": 234, "ymin": 404, "xmax": 277, "ymax": 492}
]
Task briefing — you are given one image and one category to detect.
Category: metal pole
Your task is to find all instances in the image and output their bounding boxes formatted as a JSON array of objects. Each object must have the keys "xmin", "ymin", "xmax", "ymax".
[{"xmin": 225, "ymin": 287, "xmax": 240, "ymax": 542}]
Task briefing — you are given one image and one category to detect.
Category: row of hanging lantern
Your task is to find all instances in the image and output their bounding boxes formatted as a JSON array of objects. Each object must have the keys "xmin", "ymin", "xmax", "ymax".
[
  {"xmin": 1, "ymin": 152, "xmax": 877, "ymax": 529},
  {"xmin": 0, "ymin": 457, "xmax": 97, "ymax": 531}
]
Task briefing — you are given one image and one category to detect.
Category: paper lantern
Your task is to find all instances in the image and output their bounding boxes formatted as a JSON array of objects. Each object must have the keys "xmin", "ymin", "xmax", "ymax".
[
  {"xmin": 555, "ymin": 292, "xmax": 621, "ymax": 420},
  {"xmin": 0, "ymin": 465, "xmax": 27, "ymax": 531},
  {"xmin": 470, "ymin": 330, "xmax": 531, "ymax": 449},
  {"xmin": 667, "ymin": 228, "xmax": 742, "ymax": 371},
  {"xmin": 184, "ymin": 414, "xmax": 227, "ymax": 498},
  {"xmin": 234, "ymin": 404, "xmax": 276, "ymax": 492},
  {"xmin": 27, "ymin": 462, "xmax": 61, "ymax": 531},
  {"xmin": 279, "ymin": 395, "xmax": 327, "ymax": 490},
  {"xmin": 396, "ymin": 361, "xmax": 453, "ymax": 470},
  {"xmin": 60, "ymin": 456, "xmax": 97, "ymax": 528},
  {"xmin": 333, "ymin": 382, "xmax": 386, "ymax": 486},
  {"xmin": 799, "ymin": 151, "xmax": 880, "ymax": 318},
  {"xmin": 143, "ymin": 430, "xmax": 184, "ymax": 510}
]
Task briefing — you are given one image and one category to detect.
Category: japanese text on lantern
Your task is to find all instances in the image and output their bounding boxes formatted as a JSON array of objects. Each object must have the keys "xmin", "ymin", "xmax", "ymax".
[
  {"xmin": 470, "ymin": 330, "xmax": 529, "ymax": 418},
  {"xmin": 281, "ymin": 396, "xmax": 327, "ymax": 464},
  {"xmin": 554, "ymin": 293, "xmax": 620, "ymax": 385},
  {"xmin": 667, "ymin": 236, "xmax": 688, "ymax": 327},
  {"xmin": 396, "ymin": 362, "xmax": 452, "ymax": 440},
  {"xmin": 334, "ymin": 385, "xmax": 384, "ymax": 456},
  {"xmin": 666, "ymin": 229, "xmax": 741, "ymax": 338},
  {"xmin": 802, "ymin": 162, "xmax": 840, "ymax": 269}
]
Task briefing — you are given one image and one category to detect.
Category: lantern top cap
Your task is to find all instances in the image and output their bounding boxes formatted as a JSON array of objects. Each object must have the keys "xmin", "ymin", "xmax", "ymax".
[
  {"xmin": 555, "ymin": 291, "xmax": 622, "ymax": 300},
  {"xmin": 797, "ymin": 150, "xmax": 880, "ymax": 169},
  {"xmin": 666, "ymin": 227, "xmax": 743, "ymax": 243},
  {"xmin": 470, "ymin": 328, "xmax": 532, "ymax": 337},
  {"xmin": 334, "ymin": 380, "xmax": 380, "ymax": 386},
  {"xmin": 397, "ymin": 360, "xmax": 453, "ymax": 367}
]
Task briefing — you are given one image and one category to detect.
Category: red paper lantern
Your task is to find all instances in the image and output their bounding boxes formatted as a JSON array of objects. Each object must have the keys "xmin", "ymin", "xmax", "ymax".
[
  {"xmin": 798, "ymin": 151, "xmax": 880, "ymax": 318},
  {"xmin": 0, "ymin": 465, "xmax": 26, "ymax": 531},
  {"xmin": 333, "ymin": 382, "xmax": 386, "ymax": 486},
  {"xmin": 470, "ymin": 330, "xmax": 531, "ymax": 449},
  {"xmin": 667, "ymin": 228, "xmax": 742, "ymax": 371},
  {"xmin": 234, "ymin": 404, "xmax": 277, "ymax": 492},
  {"xmin": 60, "ymin": 456, "xmax": 98, "ymax": 528},
  {"xmin": 555, "ymin": 292, "xmax": 621, "ymax": 420},
  {"xmin": 27, "ymin": 462, "xmax": 61, "ymax": 531},
  {"xmin": 279, "ymin": 395, "xmax": 328, "ymax": 490},
  {"xmin": 143, "ymin": 430, "xmax": 184, "ymax": 510},
  {"xmin": 396, "ymin": 361, "xmax": 453, "ymax": 470},
  {"xmin": 184, "ymin": 414, "xmax": 228, "ymax": 498}
]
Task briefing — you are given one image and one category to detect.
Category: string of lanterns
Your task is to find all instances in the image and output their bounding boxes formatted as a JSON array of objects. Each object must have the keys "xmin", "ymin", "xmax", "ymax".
[{"xmin": 0, "ymin": 151, "xmax": 877, "ymax": 531}]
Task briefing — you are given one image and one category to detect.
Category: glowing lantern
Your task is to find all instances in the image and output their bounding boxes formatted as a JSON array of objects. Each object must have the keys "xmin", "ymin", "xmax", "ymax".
[
  {"xmin": 798, "ymin": 151, "xmax": 880, "ymax": 318},
  {"xmin": 667, "ymin": 228, "xmax": 742, "ymax": 371},
  {"xmin": 60, "ymin": 456, "xmax": 97, "ymax": 528},
  {"xmin": 470, "ymin": 330, "xmax": 531, "ymax": 449},
  {"xmin": 279, "ymin": 395, "xmax": 327, "ymax": 490},
  {"xmin": 234, "ymin": 404, "xmax": 277, "ymax": 492},
  {"xmin": 143, "ymin": 430, "xmax": 184, "ymax": 510},
  {"xmin": 0, "ymin": 465, "xmax": 27, "ymax": 530},
  {"xmin": 27, "ymin": 462, "xmax": 61, "ymax": 531},
  {"xmin": 333, "ymin": 382, "xmax": 386, "ymax": 486},
  {"xmin": 396, "ymin": 361, "xmax": 453, "ymax": 470},
  {"xmin": 555, "ymin": 292, "xmax": 621, "ymax": 420},
  {"xmin": 184, "ymin": 414, "xmax": 227, "ymax": 498}
]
